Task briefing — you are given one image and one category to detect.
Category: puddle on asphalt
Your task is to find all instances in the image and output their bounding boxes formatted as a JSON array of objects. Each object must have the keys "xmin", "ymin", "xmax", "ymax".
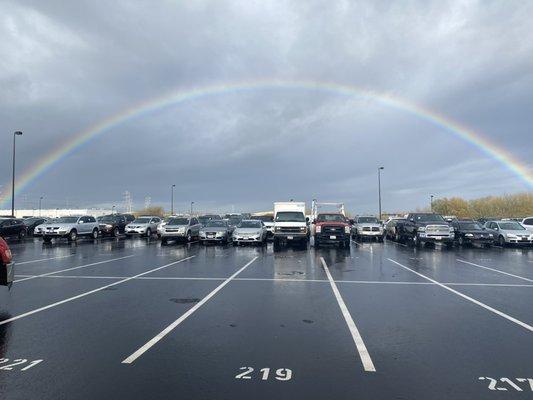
[
  {"xmin": 276, "ymin": 271, "xmax": 305, "ymax": 276},
  {"xmin": 302, "ymin": 319, "xmax": 314, "ymax": 324},
  {"xmin": 169, "ymin": 298, "xmax": 201, "ymax": 304}
]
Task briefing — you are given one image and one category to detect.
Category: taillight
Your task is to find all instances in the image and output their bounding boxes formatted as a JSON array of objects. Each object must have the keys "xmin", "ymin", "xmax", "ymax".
[{"xmin": 3, "ymin": 249, "xmax": 12, "ymax": 263}]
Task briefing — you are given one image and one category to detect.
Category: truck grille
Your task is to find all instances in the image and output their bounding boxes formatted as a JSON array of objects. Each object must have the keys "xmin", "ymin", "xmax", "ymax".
[
  {"xmin": 371, "ymin": 227, "xmax": 380, "ymax": 232},
  {"xmin": 426, "ymin": 225, "xmax": 450, "ymax": 236},
  {"xmin": 278, "ymin": 227, "xmax": 301, "ymax": 233},
  {"xmin": 323, "ymin": 226, "xmax": 343, "ymax": 234}
]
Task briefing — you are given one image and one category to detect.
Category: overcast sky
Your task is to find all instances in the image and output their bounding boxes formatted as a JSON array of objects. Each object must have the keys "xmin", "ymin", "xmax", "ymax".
[{"xmin": 0, "ymin": 0, "xmax": 532, "ymax": 214}]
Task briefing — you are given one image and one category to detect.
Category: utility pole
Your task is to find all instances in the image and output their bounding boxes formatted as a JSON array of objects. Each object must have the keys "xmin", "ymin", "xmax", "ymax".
[
  {"xmin": 430, "ymin": 195, "xmax": 434, "ymax": 212},
  {"xmin": 378, "ymin": 166, "xmax": 384, "ymax": 220},
  {"xmin": 12, "ymin": 131, "xmax": 23, "ymax": 216},
  {"xmin": 171, "ymin": 184, "xmax": 176, "ymax": 215},
  {"xmin": 39, "ymin": 196, "xmax": 43, "ymax": 217}
]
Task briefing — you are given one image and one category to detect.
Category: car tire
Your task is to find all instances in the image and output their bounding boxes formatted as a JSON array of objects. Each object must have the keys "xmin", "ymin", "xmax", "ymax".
[
  {"xmin": 498, "ymin": 235, "xmax": 506, "ymax": 247},
  {"xmin": 161, "ymin": 238, "xmax": 167, "ymax": 245},
  {"xmin": 91, "ymin": 228, "xmax": 99, "ymax": 239},
  {"xmin": 18, "ymin": 229, "xmax": 26, "ymax": 240},
  {"xmin": 68, "ymin": 230, "xmax": 78, "ymax": 242},
  {"xmin": 43, "ymin": 236, "xmax": 52, "ymax": 243},
  {"xmin": 412, "ymin": 234, "xmax": 420, "ymax": 248},
  {"xmin": 145, "ymin": 228, "xmax": 152, "ymax": 238},
  {"xmin": 458, "ymin": 236, "xmax": 464, "ymax": 246},
  {"xmin": 186, "ymin": 231, "xmax": 192, "ymax": 242},
  {"xmin": 113, "ymin": 227, "xmax": 119, "ymax": 237},
  {"xmin": 273, "ymin": 237, "xmax": 281, "ymax": 251},
  {"xmin": 28, "ymin": 228, "xmax": 34, "ymax": 236},
  {"xmin": 315, "ymin": 238, "xmax": 320, "ymax": 248}
]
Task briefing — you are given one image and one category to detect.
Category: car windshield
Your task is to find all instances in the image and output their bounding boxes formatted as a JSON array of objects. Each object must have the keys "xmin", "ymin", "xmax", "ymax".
[
  {"xmin": 206, "ymin": 220, "xmax": 226, "ymax": 227},
  {"xmin": 252, "ymin": 216, "xmax": 273, "ymax": 222},
  {"xmin": 458, "ymin": 222, "xmax": 483, "ymax": 230},
  {"xmin": 499, "ymin": 222, "xmax": 525, "ymax": 230},
  {"xmin": 275, "ymin": 212, "xmax": 305, "ymax": 222},
  {"xmin": 168, "ymin": 218, "xmax": 189, "ymax": 225},
  {"xmin": 228, "ymin": 217, "xmax": 242, "ymax": 224},
  {"xmin": 23, "ymin": 218, "xmax": 41, "ymax": 224},
  {"xmin": 56, "ymin": 217, "xmax": 79, "ymax": 223},
  {"xmin": 239, "ymin": 221, "xmax": 262, "ymax": 228},
  {"xmin": 99, "ymin": 216, "xmax": 116, "ymax": 222},
  {"xmin": 134, "ymin": 218, "xmax": 151, "ymax": 224},
  {"xmin": 317, "ymin": 214, "xmax": 346, "ymax": 222},
  {"xmin": 358, "ymin": 217, "xmax": 379, "ymax": 223},
  {"xmin": 413, "ymin": 214, "xmax": 445, "ymax": 222}
]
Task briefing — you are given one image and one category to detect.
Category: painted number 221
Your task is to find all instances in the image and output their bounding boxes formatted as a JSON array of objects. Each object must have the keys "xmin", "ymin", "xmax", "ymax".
[
  {"xmin": 479, "ymin": 377, "xmax": 533, "ymax": 392},
  {"xmin": 0, "ymin": 358, "xmax": 43, "ymax": 372},
  {"xmin": 235, "ymin": 367, "xmax": 292, "ymax": 381}
]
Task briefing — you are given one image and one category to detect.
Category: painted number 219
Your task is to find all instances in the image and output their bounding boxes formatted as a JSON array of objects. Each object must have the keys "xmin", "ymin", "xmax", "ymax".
[{"xmin": 235, "ymin": 367, "xmax": 293, "ymax": 381}]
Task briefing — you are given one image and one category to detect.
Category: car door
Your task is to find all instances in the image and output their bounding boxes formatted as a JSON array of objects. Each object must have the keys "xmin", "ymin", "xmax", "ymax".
[
  {"xmin": 116, "ymin": 216, "xmax": 126, "ymax": 232},
  {"xmin": 150, "ymin": 218, "xmax": 160, "ymax": 230},
  {"xmin": 79, "ymin": 217, "xmax": 90, "ymax": 234}
]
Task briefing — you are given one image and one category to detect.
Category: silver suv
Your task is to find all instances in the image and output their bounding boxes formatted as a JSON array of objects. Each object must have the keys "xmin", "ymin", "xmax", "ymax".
[
  {"xmin": 41, "ymin": 216, "xmax": 99, "ymax": 243},
  {"xmin": 160, "ymin": 216, "xmax": 201, "ymax": 244},
  {"xmin": 125, "ymin": 216, "xmax": 161, "ymax": 237}
]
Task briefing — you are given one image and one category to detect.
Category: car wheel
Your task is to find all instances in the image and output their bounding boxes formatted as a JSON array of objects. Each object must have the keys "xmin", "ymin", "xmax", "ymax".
[
  {"xmin": 498, "ymin": 235, "xmax": 506, "ymax": 247},
  {"xmin": 161, "ymin": 238, "xmax": 167, "ymax": 245},
  {"xmin": 43, "ymin": 236, "xmax": 52, "ymax": 243},
  {"xmin": 68, "ymin": 230, "xmax": 78, "ymax": 242},
  {"xmin": 458, "ymin": 236, "xmax": 464, "ymax": 246},
  {"xmin": 412, "ymin": 234, "xmax": 420, "ymax": 248},
  {"xmin": 18, "ymin": 229, "xmax": 26, "ymax": 240},
  {"xmin": 28, "ymin": 228, "xmax": 34, "ymax": 236},
  {"xmin": 315, "ymin": 238, "xmax": 320, "ymax": 248},
  {"xmin": 145, "ymin": 228, "xmax": 152, "ymax": 238},
  {"xmin": 91, "ymin": 228, "xmax": 99, "ymax": 239},
  {"xmin": 113, "ymin": 227, "xmax": 119, "ymax": 237},
  {"xmin": 187, "ymin": 231, "xmax": 192, "ymax": 242}
]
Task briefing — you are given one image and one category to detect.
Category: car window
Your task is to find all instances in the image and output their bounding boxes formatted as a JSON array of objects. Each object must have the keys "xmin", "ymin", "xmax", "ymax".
[{"xmin": 524, "ymin": 218, "xmax": 533, "ymax": 225}]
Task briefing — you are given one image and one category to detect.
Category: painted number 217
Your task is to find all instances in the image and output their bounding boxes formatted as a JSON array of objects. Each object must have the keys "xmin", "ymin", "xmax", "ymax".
[{"xmin": 235, "ymin": 367, "xmax": 292, "ymax": 381}]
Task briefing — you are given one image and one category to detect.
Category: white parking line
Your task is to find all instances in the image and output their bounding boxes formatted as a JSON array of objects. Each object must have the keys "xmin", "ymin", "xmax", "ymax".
[
  {"xmin": 0, "ymin": 256, "xmax": 195, "ymax": 326},
  {"xmin": 122, "ymin": 256, "xmax": 258, "ymax": 364},
  {"xmin": 16, "ymin": 254, "xmax": 75, "ymax": 265},
  {"xmin": 456, "ymin": 259, "xmax": 533, "ymax": 283},
  {"xmin": 320, "ymin": 257, "xmax": 376, "ymax": 372},
  {"xmin": 387, "ymin": 258, "xmax": 533, "ymax": 333},
  {"xmin": 12, "ymin": 274, "xmax": 533, "ymax": 287},
  {"xmin": 14, "ymin": 254, "xmax": 136, "ymax": 283}
]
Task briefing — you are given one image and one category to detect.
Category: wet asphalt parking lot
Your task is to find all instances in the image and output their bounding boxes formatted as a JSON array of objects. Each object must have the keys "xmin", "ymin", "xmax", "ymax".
[{"xmin": 0, "ymin": 236, "xmax": 532, "ymax": 400}]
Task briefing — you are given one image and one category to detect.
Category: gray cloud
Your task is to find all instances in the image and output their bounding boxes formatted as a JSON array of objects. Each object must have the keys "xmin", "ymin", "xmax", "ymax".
[{"xmin": 1, "ymin": 0, "xmax": 531, "ymax": 214}]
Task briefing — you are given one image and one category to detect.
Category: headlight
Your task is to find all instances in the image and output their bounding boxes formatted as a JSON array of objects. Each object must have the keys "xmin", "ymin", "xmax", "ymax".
[
  {"xmin": 199, "ymin": 230, "xmax": 205, "ymax": 235},
  {"xmin": 300, "ymin": 226, "xmax": 307, "ymax": 233},
  {"xmin": 465, "ymin": 233, "xmax": 474, "ymax": 237},
  {"xmin": 316, "ymin": 225, "xmax": 322, "ymax": 233},
  {"xmin": 489, "ymin": 234, "xmax": 493, "ymax": 237},
  {"xmin": 417, "ymin": 227, "xmax": 426, "ymax": 232},
  {"xmin": 105, "ymin": 224, "xmax": 112, "ymax": 228},
  {"xmin": 344, "ymin": 226, "xmax": 350, "ymax": 234}
]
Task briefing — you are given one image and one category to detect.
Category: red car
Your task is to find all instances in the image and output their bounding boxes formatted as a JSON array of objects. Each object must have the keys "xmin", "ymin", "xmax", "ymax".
[
  {"xmin": 0, "ymin": 237, "xmax": 14, "ymax": 287},
  {"xmin": 313, "ymin": 213, "xmax": 351, "ymax": 248}
]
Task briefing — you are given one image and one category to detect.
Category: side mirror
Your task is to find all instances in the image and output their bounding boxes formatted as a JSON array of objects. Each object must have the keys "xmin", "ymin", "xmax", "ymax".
[
  {"xmin": 78, "ymin": 221, "xmax": 84, "ymax": 224},
  {"xmin": 306, "ymin": 217, "xmax": 309, "ymax": 223}
]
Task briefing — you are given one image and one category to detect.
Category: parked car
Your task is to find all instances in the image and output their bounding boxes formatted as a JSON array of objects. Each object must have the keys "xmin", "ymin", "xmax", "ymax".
[
  {"xmin": 351, "ymin": 216, "xmax": 384, "ymax": 242},
  {"xmin": 233, "ymin": 220, "xmax": 267, "ymax": 246},
  {"xmin": 125, "ymin": 216, "xmax": 161, "ymax": 238},
  {"xmin": 384, "ymin": 218, "xmax": 406, "ymax": 241},
  {"xmin": 484, "ymin": 220, "xmax": 533, "ymax": 247},
  {"xmin": 198, "ymin": 214, "xmax": 223, "ymax": 227},
  {"xmin": 396, "ymin": 213, "xmax": 454, "ymax": 248},
  {"xmin": 313, "ymin": 213, "xmax": 350, "ymax": 248},
  {"xmin": 0, "ymin": 237, "xmax": 14, "ymax": 288},
  {"xmin": 451, "ymin": 219, "xmax": 493, "ymax": 247},
  {"xmin": 40, "ymin": 215, "xmax": 99, "ymax": 243},
  {"xmin": 199, "ymin": 220, "xmax": 233, "ymax": 244},
  {"xmin": 160, "ymin": 216, "xmax": 201, "ymax": 244},
  {"xmin": 520, "ymin": 217, "xmax": 533, "ymax": 232},
  {"xmin": 98, "ymin": 214, "xmax": 129, "ymax": 237},
  {"xmin": 227, "ymin": 215, "xmax": 243, "ymax": 229},
  {"xmin": 23, "ymin": 217, "xmax": 48, "ymax": 236},
  {"xmin": 251, "ymin": 215, "xmax": 275, "ymax": 239},
  {"xmin": 0, "ymin": 217, "xmax": 28, "ymax": 240}
]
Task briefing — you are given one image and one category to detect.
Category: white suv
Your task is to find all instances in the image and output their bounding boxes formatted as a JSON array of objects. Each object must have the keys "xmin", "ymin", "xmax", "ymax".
[{"xmin": 41, "ymin": 216, "xmax": 99, "ymax": 243}]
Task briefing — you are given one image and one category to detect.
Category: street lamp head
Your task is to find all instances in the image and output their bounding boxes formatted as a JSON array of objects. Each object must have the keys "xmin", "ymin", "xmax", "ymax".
[
  {"xmin": 14, "ymin": 131, "xmax": 23, "ymax": 136},
  {"xmin": 379, "ymin": 166, "xmax": 384, "ymax": 170},
  {"xmin": 172, "ymin": 184, "xmax": 176, "ymax": 188}
]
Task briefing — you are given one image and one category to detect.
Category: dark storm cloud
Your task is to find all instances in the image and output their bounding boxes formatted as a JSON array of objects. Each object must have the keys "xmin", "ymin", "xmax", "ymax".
[{"xmin": 0, "ymin": 0, "xmax": 532, "ymax": 213}]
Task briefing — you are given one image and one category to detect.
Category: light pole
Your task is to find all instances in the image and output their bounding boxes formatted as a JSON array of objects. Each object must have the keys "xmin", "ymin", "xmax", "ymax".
[
  {"xmin": 112, "ymin": 205, "xmax": 116, "ymax": 215},
  {"xmin": 430, "ymin": 195, "xmax": 434, "ymax": 212},
  {"xmin": 190, "ymin": 201, "xmax": 194, "ymax": 215},
  {"xmin": 11, "ymin": 131, "xmax": 23, "ymax": 216},
  {"xmin": 171, "ymin": 184, "xmax": 176, "ymax": 215},
  {"xmin": 39, "ymin": 196, "xmax": 43, "ymax": 217},
  {"xmin": 378, "ymin": 166, "xmax": 384, "ymax": 220}
]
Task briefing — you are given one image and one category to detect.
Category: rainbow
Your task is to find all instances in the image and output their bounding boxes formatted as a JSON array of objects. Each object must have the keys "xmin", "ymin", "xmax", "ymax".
[{"xmin": 1, "ymin": 79, "xmax": 532, "ymax": 207}]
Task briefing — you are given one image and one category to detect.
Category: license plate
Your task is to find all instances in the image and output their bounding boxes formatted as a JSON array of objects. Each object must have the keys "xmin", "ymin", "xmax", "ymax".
[
  {"xmin": 287, "ymin": 236, "xmax": 293, "ymax": 240},
  {"xmin": 434, "ymin": 236, "xmax": 442, "ymax": 240},
  {"xmin": 330, "ymin": 235, "xmax": 337, "ymax": 240}
]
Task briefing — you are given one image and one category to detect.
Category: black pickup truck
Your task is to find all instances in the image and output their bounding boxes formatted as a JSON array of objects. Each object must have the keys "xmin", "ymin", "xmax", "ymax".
[{"xmin": 397, "ymin": 213, "xmax": 455, "ymax": 248}]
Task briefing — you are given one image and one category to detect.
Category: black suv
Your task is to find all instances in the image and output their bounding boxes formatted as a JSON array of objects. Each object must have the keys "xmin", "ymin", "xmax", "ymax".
[
  {"xmin": 23, "ymin": 217, "xmax": 48, "ymax": 236},
  {"xmin": 98, "ymin": 214, "xmax": 132, "ymax": 237},
  {"xmin": 451, "ymin": 219, "xmax": 494, "ymax": 247},
  {"xmin": 0, "ymin": 217, "xmax": 27, "ymax": 240}
]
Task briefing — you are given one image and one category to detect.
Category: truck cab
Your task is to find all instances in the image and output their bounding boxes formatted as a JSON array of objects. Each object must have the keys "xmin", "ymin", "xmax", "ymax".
[
  {"xmin": 313, "ymin": 213, "xmax": 351, "ymax": 248},
  {"xmin": 273, "ymin": 202, "xmax": 309, "ymax": 249}
]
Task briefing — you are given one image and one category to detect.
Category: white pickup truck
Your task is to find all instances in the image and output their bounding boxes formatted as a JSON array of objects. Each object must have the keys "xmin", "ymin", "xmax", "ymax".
[{"xmin": 273, "ymin": 202, "xmax": 309, "ymax": 249}]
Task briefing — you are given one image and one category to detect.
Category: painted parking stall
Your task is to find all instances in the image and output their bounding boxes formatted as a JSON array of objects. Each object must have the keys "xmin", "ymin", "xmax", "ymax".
[{"xmin": 0, "ymin": 238, "xmax": 532, "ymax": 399}]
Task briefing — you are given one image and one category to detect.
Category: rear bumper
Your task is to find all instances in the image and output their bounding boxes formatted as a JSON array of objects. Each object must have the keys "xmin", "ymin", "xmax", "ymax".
[
  {"xmin": 1, "ymin": 262, "xmax": 14, "ymax": 286},
  {"xmin": 505, "ymin": 239, "xmax": 533, "ymax": 245},
  {"xmin": 357, "ymin": 230, "xmax": 383, "ymax": 237}
]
